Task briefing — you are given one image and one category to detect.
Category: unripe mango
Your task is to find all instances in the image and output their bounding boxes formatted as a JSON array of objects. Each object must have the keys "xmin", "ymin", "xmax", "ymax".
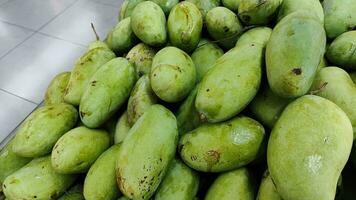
[
  {"xmin": 44, "ymin": 72, "xmax": 71, "ymax": 106},
  {"xmin": 221, "ymin": 0, "xmax": 240, "ymax": 12},
  {"xmin": 277, "ymin": 0, "xmax": 324, "ymax": 23},
  {"xmin": 119, "ymin": 0, "xmax": 145, "ymax": 21},
  {"xmin": 58, "ymin": 184, "xmax": 84, "ymax": 200},
  {"xmin": 150, "ymin": 0, "xmax": 179, "ymax": 14},
  {"xmin": 235, "ymin": 26, "xmax": 272, "ymax": 47},
  {"xmin": 350, "ymin": 72, "xmax": 356, "ymax": 83},
  {"xmin": 126, "ymin": 43, "xmax": 156, "ymax": 77},
  {"xmin": 186, "ymin": 0, "xmax": 220, "ymax": 19},
  {"xmin": 256, "ymin": 170, "xmax": 282, "ymax": 200},
  {"xmin": 326, "ymin": 31, "xmax": 356, "ymax": 69},
  {"xmin": 238, "ymin": 0, "xmax": 282, "ymax": 25},
  {"xmin": 114, "ymin": 111, "xmax": 131, "ymax": 144}
]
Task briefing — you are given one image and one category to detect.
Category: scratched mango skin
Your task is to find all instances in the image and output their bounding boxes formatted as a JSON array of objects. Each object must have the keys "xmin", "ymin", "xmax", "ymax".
[
  {"xmin": 236, "ymin": 26, "xmax": 272, "ymax": 47},
  {"xmin": 267, "ymin": 95, "xmax": 353, "ymax": 200},
  {"xmin": 2, "ymin": 156, "xmax": 76, "ymax": 200},
  {"xmin": 12, "ymin": 103, "xmax": 78, "ymax": 158},
  {"xmin": 80, "ymin": 57, "xmax": 136, "ymax": 128},
  {"xmin": 126, "ymin": 43, "xmax": 157, "ymax": 77},
  {"xmin": 58, "ymin": 184, "xmax": 84, "ymax": 200},
  {"xmin": 326, "ymin": 31, "xmax": 356, "ymax": 69},
  {"xmin": 221, "ymin": 0, "xmax": 240, "ymax": 12},
  {"xmin": 266, "ymin": 11, "xmax": 326, "ymax": 98},
  {"xmin": 84, "ymin": 144, "xmax": 121, "ymax": 200},
  {"xmin": 119, "ymin": 0, "xmax": 145, "ymax": 21},
  {"xmin": 114, "ymin": 111, "xmax": 131, "ymax": 144},
  {"xmin": 179, "ymin": 116, "xmax": 265, "ymax": 172},
  {"xmin": 44, "ymin": 72, "xmax": 71, "ymax": 106},
  {"xmin": 51, "ymin": 127, "xmax": 110, "ymax": 174},
  {"xmin": 151, "ymin": 0, "xmax": 179, "ymax": 14},
  {"xmin": 277, "ymin": 0, "xmax": 324, "ymax": 23},
  {"xmin": 205, "ymin": 168, "xmax": 255, "ymax": 200},
  {"xmin": 186, "ymin": 0, "xmax": 220, "ymax": 19},
  {"xmin": 167, "ymin": 1, "xmax": 203, "ymax": 52},
  {"xmin": 154, "ymin": 159, "xmax": 199, "ymax": 200},
  {"xmin": 131, "ymin": 1, "xmax": 167, "ymax": 46},
  {"xmin": 238, "ymin": 0, "xmax": 282, "ymax": 25},
  {"xmin": 116, "ymin": 105, "xmax": 178, "ymax": 200},
  {"xmin": 256, "ymin": 170, "xmax": 282, "ymax": 200},
  {"xmin": 151, "ymin": 47, "xmax": 196, "ymax": 102}
]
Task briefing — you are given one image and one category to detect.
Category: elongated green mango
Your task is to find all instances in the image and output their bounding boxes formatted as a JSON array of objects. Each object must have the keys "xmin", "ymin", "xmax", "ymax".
[
  {"xmin": 58, "ymin": 184, "xmax": 84, "ymax": 200},
  {"xmin": 84, "ymin": 144, "xmax": 121, "ymax": 200},
  {"xmin": 150, "ymin": 0, "xmax": 179, "ymax": 14},
  {"xmin": 326, "ymin": 31, "xmax": 356, "ymax": 69},
  {"xmin": 12, "ymin": 103, "xmax": 78, "ymax": 158},
  {"xmin": 238, "ymin": 0, "xmax": 282, "ymax": 25},
  {"xmin": 350, "ymin": 72, "xmax": 356, "ymax": 83},
  {"xmin": 179, "ymin": 116, "xmax": 265, "ymax": 172},
  {"xmin": 126, "ymin": 43, "xmax": 156, "ymax": 77},
  {"xmin": 131, "ymin": 1, "xmax": 167, "ymax": 46},
  {"xmin": 167, "ymin": 1, "xmax": 203, "ymax": 52},
  {"xmin": 117, "ymin": 105, "xmax": 178, "ymax": 200},
  {"xmin": 236, "ymin": 26, "xmax": 272, "ymax": 47},
  {"xmin": 256, "ymin": 170, "xmax": 282, "ymax": 200},
  {"xmin": 317, "ymin": 57, "xmax": 328, "ymax": 72},
  {"xmin": 118, "ymin": 197, "xmax": 130, "ymax": 200},
  {"xmin": 277, "ymin": 0, "xmax": 324, "ymax": 23},
  {"xmin": 151, "ymin": 47, "xmax": 196, "ymax": 102},
  {"xmin": 205, "ymin": 168, "xmax": 255, "ymax": 200},
  {"xmin": 221, "ymin": 0, "xmax": 240, "ymax": 12},
  {"xmin": 186, "ymin": 0, "xmax": 220, "ymax": 19},
  {"xmin": 80, "ymin": 57, "xmax": 136, "ymax": 128},
  {"xmin": 2, "ymin": 156, "xmax": 76, "ymax": 200},
  {"xmin": 154, "ymin": 159, "xmax": 199, "ymax": 200},
  {"xmin": 266, "ymin": 11, "xmax": 326, "ymax": 98},
  {"xmin": 114, "ymin": 111, "xmax": 131, "ymax": 144},
  {"xmin": 44, "ymin": 72, "xmax": 71, "ymax": 106},
  {"xmin": 267, "ymin": 95, "xmax": 353, "ymax": 200},
  {"xmin": 119, "ymin": 0, "xmax": 145, "ymax": 21},
  {"xmin": 51, "ymin": 127, "xmax": 110, "ymax": 174},
  {"xmin": 191, "ymin": 39, "xmax": 223, "ymax": 82}
]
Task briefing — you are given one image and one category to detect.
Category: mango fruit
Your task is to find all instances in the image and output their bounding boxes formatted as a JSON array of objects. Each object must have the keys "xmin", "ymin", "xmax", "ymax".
[
  {"xmin": 256, "ymin": 170, "xmax": 282, "ymax": 200},
  {"xmin": 238, "ymin": 0, "xmax": 282, "ymax": 25},
  {"xmin": 126, "ymin": 43, "xmax": 156, "ymax": 77},
  {"xmin": 117, "ymin": 105, "xmax": 178, "ymax": 200},
  {"xmin": 44, "ymin": 71, "xmax": 71, "ymax": 106},
  {"xmin": 221, "ymin": 0, "xmax": 240, "ymax": 12},
  {"xmin": 326, "ymin": 31, "xmax": 356, "ymax": 69},
  {"xmin": 186, "ymin": 0, "xmax": 220, "ymax": 19},
  {"xmin": 236, "ymin": 26, "xmax": 272, "ymax": 47},
  {"xmin": 277, "ymin": 0, "xmax": 324, "ymax": 23},
  {"xmin": 150, "ymin": 0, "xmax": 179, "ymax": 14},
  {"xmin": 87, "ymin": 40, "xmax": 109, "ymax": 51},
  {"xmin": 267, "ymin": 95, "xmax": 353, "ymax": 200},
  {"xmin": 119, "ymin": 0, "xmax": 145, "ymax": 21},
  {"xmin": 58, "ymin": 184, "xmax": 84, "ymax": 200},
  {"xmin": 114, "ymin": 111, "xmax": 131, "ymax": 144},
  {"xmin": 350, "ymin": 72, "xmax": 356, "ymax": 83}
]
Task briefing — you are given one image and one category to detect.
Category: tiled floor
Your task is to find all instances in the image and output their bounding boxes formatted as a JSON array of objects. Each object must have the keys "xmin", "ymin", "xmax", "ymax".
[{"xmin": 0, "ymin": 0, "xmax": 122, "ymax": 144}]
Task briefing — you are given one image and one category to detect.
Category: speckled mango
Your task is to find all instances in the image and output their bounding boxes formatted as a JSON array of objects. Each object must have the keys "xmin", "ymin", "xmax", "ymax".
[
  {"xmin": 44, "ymin": 71, "xmax": 71, "ymax": 106},
  {"xmin": 256, "ymin": 170, "xmax": 282, "ymax": 200},
  {"xmin": 205, "ymin": 168, "xmax": 255, "ymax": 200},
  {"xmin": 2, "ymin": 156, "xmax": 76, "ymax": 200},
  {"xmin": 266, "ymin": 11, "xmax": 326, "ymax": 98},
  {"xmin": 84, "ymin": 144, "xmax": 121, "ymax": 200},
  {"xmin": 51, "ymin": 126, "xmax": 110, "ymax": 174},
  {"xmin": 154, "ymin": 159, "xmax": 199, "ymax": 200},
  {"xmin": 12, "ymin": 103, "xmax": 78, "ymax": 158},
  {"xmin": 267, "ymin": 95, "xmax": 353, "ymax": 200},
  {"xmin": 80, "ymin": 57, "xmax": 136, "ymax": 128},
  {"xmin": 58, "ymin": 184, "xmax": 84, "ymax": 200},
  {"xmin": 131, "ymin": 1, "xmax": 167, "ymax": 46},
  {"xmin": 326, "ymin": 31, "xmax": 356, "ymax": 69},
  {"xmin": 235, "ymin": 26, "xmax": 272, "ymax": 47},
  {"xmin": 119, "ymin": 0, "xmax": 145, "ymax": 21},
  {"xmin": 238, "ymin": 0, "xmax": 282, "ymax": 25},
  {"xmin": 114, "ymin": 111, "xmax": 131, "ymax": 144},
  {"xmin": 150, "ymin": 0, "xmax": 179, "ymax": 14},
  {"xmin": 116, "ymin": 105, "xmax": 178, "ymax": 200},
  {"xmin": 277, "ymin": 0, "xmax": 324, "ymax": 23},
  {"xmin": 179, "ymin": 116, "xmax": 265, "ymax": 172},
  {"xmin": 167, "ymin": 1, "xmax": 203, "ymax": 52},
  {"xmin": 186, "ymin": 0, "xmax": 220, "ymax": 19},
  {"xmin": 221, "ymin": 0, "xmax": 240, "ymax": 12},
  {"xmin": 151, "ymin": 47, "xmax": 196, "ymax": 102},
  {"xmin": 126, "ymin": 43, "xmax": 156, "ymax": 77}
]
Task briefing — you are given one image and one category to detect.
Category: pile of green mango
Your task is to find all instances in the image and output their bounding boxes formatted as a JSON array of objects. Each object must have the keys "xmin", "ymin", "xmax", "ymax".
[{"xmin": 2, "ymin": 0, "xmax": 356, "ymax": 199}]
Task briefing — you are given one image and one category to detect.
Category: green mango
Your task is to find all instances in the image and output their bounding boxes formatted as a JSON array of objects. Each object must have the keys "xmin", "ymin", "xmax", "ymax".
[
  {"xmin": 151, "ymin": 47, "xmax": 196, "ymax": 102},
  {"xmin": 167, "ymin": 1, "xmax": 203, "ymax": 52},
  {"xmin": 58, "ymin": 184, "xmax": 84, "ymax": 200},
  {"xmin": 256, "ymin": 170, "xmax": 282, "ymax": 200},
  {"xmin": 64, "ymin": 47, "xmax": 116, "ymax": 106},
  {"xmin": 51, "ymin": 127, "xmax": 110, "ymax": 174},
  {"xmin": 84, "ymin": 144, "xmax": 121, "ymax": 200},
  {"xmin": 186, "ymin": 0, "xmax": 220, "ymax": 19},
  {"xmin": 277, "ymin": 0, "xmax": 324, "ymax": 23},
  {"xmin": 350, "ymin": 72, "xmax": 356, "ymax": 83},
  {"xmin": 2, "ymin": 156, "xmax": 76, "ymax": 200},
  {"xmin": 114, "ymin": 111, "xmax": 131, "ymax": 144},
  {"xmin": 266, "ymin": 11, "xmax": 326, "ymax": 98},
  {"xmin": 150, "ymin": 0, "xmax": 179, "ymax": 14},
  {"xmin": 179, "ymin": 115, "xmax": 265, "ymax": 172},
  {"xmin": 206, "ymin": 7, "xmax": 243, "ymax": 49},
  {"xmin": 44, "ymin": 71, "xmax": 71, "ymax": 106},
  {"xmin": 105, "ymin": 17, "xmax": 138, "ymax": 55},
  {"xmin": 87, "ymin": 40, "xmax": 110, "ymax": 51},
  {"xmin": 317, "ymin": 57, "xmax": 328, "ymax": 71},
  {"xmin": 118, "ymin": 197, "xmax": 130, "ymax": 200},
  {"xmin": 267, "ymin": 95, "xmax": 353, "ymax": 200},
  {"xmin": 126, "ymin": 43, "xmax": 157, "ymax": 77},
  {"xmin": 238, "ymin": 0, "xmax": 282, "ymax": 25},
  {"xmin": 117, "ymin": 105, "xmax": 178, "ymax": 200},
  {"xmin": 119, "ymin": 0, "xmax": 145, "ymax": 21},
  {"xmin": 236, "ymin": 26, "xmax": 272, "ymax": 47},
  {"xmin": 326, "ymin": 31, "xmax": 356, "ymax": 69},
  {"xmin": 127, "ymin": 75, "xmax": 157, "ymax": 126},
  {"xmin": 221, "ymin": 0, "xmax": 240, "ymax": 12},
  {"xmin": 310, "ymin": 67, "xmax": 356, "ymax": 138},
  {"xmin": 12, "ymin": 103, "xmax": 78, "ymax": 158},
  {"xmin": 154, "ymin": 159, "xmax": 199, "ymax": 200},
  {"xmin": 191, "ymin": 39, "xmax": 223, "ymax": 82},
  {"xmin": 323, "ymin": 0, "xmax": 356, "ymax": 39},
  {"xmin": 0, "ymin": 140, "xmax": 31, "ymax": 185},
  {"xmin": 80, "ymin": 57, "xmax": 136, "ymax": 128},
  {"xmin": 205, "ymin": 168, "xmax": 255, "ymax": 200},
  {"xmin": 131, "ymin": 1, "xmax": 167, "ymax": 46}
]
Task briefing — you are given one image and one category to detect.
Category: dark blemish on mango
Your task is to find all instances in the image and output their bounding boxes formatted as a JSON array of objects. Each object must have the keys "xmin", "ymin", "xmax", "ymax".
[
  {"xmin": 206, "ymin": 150, "xmax": 220, "ymax": 163},
  {"xmin": 223, "ymin": 26, "xmax": 229, "ymax": 33},
  {"xmin": 241, "ymin": 15, "xmax": 251, "ymax": 23},
  {"xmin": 287, "ymin": 30, "xmax": 295, "ymax": 36},
  {"xmin": 91, "ymin": 80, "xmax": 97, "ymax": 86},
  {"xmin": 191, "ymin": 155, "xmax": 197, "ymax": 161},
  {"xmin": 292, "ymin": 68, "xmax": 302, "ymax": 75},
  {"xmin": 206, "ymin": 88, "xmax": 210, "ymax": 92}
]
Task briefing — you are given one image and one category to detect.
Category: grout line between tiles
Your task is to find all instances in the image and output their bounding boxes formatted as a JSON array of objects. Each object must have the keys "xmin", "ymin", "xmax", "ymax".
[
  {"xmin": 0, "ymin": 19, "xmax": 37, "ymax": 32},
  {"xmin": 0, "ymin": 88, "xmax": 39, "ymax": 105},
  {"xmin": 37, "ymin": 32, "xmax": 86, "ymax": 47}
]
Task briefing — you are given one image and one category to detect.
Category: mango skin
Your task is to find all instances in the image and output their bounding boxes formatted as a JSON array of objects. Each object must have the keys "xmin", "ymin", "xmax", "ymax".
[
  {"xmin": 267, "ymin": 95, "xmax": 353, "ymax": 200},
  {"xmin": 151, "ymin": 47, "xmax": 196, "ymax": 102},
  {"xmin": 51, "ymin": 127, "xmax": 110, "ymax": 174},
  {"xmin": 277, "ymin": 0, "xmax": 324, "ymax": 23},
  {"xmin": 350, "ymin": 72, "xmax": 356, "ymax": 83},
  {"xmin": 326, "ymin": 31, "xmax": 356, "ymax": 69},
  {"xmin": 221, "ymin": 0, "xmax": 240, "ymax": 12},
  {"xmin": 87, "ymin": 40, "xmax": 110, "ymax": 51},
  {"xmin": 323, "ymin": 0, "xmax": 356, "ymax": 39},
  {"xmin": 191, "ymin": 39, "xmax": 223, "ymax": 82},
  {"xmin": 205, "ymin": 168, "xmax": 255, "ymax": 200},
  {"xmin": 44, "ymin": 72, "xmax": 71, "ymax": 106},
  {"xmin": 167, "ymin": 1, "xmax": 203, "ymax": 52},
  {"xmin": 186, "ymin": 0, "xmax": 220, "ymax": 19},
  {"xmin": 235, "ymin": 26, "xmax": 272, "ymax": 47},
  {"xmin": 179, "ymin": 116, "xmax": 265, "ymax": 172},
  {"xmin": 266, "ymin": 11, "xmax": 326, "ymax": 98},
  {"xmin": 256, "ymin": 170, "xmax": 282, "ymax": 200},
  {"xmin": 154, "ymin": 159, "xmax": 199, "ymax": 200},
  {"xmin": 126, "ymin": 43, "xmax": 157, "ymax": 77},
  {"xmin": 84, "ymin": 144, "xmax": 121, "ymax": 200},
  {"xmin": 131, "ymin": 1, "xmax": 167, "ymax": 46},
  {"xmin": 238, "ymin": 0, "xmax": 282, "ymax": 25},
  {"xmin": 114, "ymin": 111, "xmax": 131, "ymax": 144},
  {"xmin": 80, "ymin": 57, "xmax": 136, "ymax": 128},
  {"xmin": 12, "ymin": 103, "xmax": 78, "ymax": 158},
  {"xmin": 2, "ymin": 156, "xmax": 76, "ymax": 200},
  {"xmin": 127, "ymin": 75, "xmax": 157, "ymax": 126},
  {"xmin": 117, "ymin": 105, "xmax": 178, "ymax": 200},
  {"xmin": 119, "ymin": 0, "xmax": 145, "ymax": 21},
  {"xmin": 150, "ymin": 0, "xmax": 179, "ymax": 14},
  {"xmin": 64, "ymin": 47, "xmax": 116, "ymax": 106},
  {"xmin": 58, "ymin": 184, "xmax": 84, "ymax": 200}
]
